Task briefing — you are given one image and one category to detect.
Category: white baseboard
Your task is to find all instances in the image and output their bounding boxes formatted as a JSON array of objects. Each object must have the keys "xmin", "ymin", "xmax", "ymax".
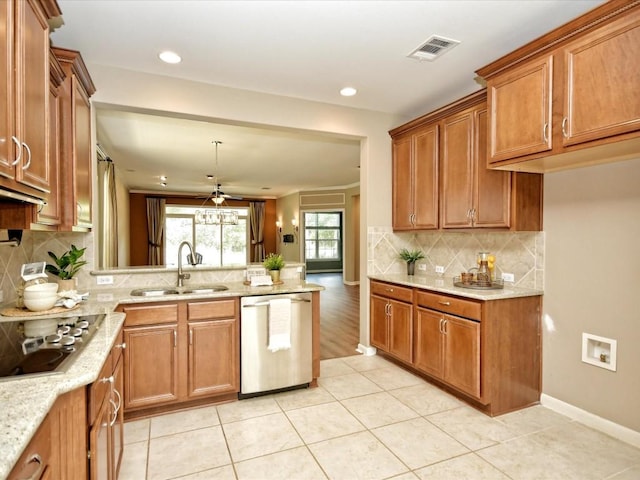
[
  {"xmin": 540, "ymin": 393, "xmax": 640, "ymax": 448},
  {"xmin": 343, "ymin": 280, "xmax": 360, "ymax": 286},
  {"xmin": 356, "ymin": 344, "xmax": 377, "ymax": 356}
]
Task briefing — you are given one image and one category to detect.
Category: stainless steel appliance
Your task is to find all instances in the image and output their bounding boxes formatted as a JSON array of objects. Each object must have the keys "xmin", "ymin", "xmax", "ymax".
[
  {"xmin": 0, "ymin": 313, "xmax": 106, "ymax": 379},
  {"xmin": 240, "ymin": 293, "xmax": 312, "ymax": 396}
]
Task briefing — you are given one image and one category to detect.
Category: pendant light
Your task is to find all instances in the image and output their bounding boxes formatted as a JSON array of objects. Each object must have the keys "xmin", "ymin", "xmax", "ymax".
[{"xmin": 195, "ymin": 141, "xmax": 239, "ymax": 225}]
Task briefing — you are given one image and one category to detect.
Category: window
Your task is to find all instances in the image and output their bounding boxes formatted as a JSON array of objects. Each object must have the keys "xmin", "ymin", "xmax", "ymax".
[
  {"xmin": 165, "ymin": 206, "xmax": 248, "ymax": 267},
  {"xmin": 304, "ymin": 212, "xmax": 342, "ymax": 260}
]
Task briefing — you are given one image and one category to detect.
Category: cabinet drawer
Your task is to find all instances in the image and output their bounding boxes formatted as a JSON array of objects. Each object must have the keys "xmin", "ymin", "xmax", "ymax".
[
  {"xmin": 187, "ymin": 299, "xmax": 236, "ymax": 321},
  {"xmin": 122, "ymin": 303, "xmax": 179, "ymax": 326},
  {"xmin": 416, "ymin": 291, "xmax": 481, "ymax": 321},
  {"xmin": 88, "ymin": 352, "xmax": 112, "ymax": 426},
  {"xmin": 370, "ymin": 281, "xmax": 413, "ymax": 303}
]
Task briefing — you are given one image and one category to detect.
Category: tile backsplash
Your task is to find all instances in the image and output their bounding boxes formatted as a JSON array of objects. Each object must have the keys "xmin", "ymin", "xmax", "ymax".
[{"xmin": 368, "ymin": 227, "xmax": 544, "ymax": 289}]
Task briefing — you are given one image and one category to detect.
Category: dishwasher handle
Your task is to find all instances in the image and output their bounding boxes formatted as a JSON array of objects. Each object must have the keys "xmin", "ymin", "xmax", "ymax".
[{"xmin": 242, "ymin": 298, "xmax": 310, "ymax": 308}]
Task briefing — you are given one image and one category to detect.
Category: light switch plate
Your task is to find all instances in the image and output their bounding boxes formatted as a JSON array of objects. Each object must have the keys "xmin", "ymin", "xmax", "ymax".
[
  {"xmin": 435, "ymin": 266, "xmax": 445, "ymax": 274},
  {"xmin": 96, "ymin": 275, "xmax": 114, "ymax": 285}
]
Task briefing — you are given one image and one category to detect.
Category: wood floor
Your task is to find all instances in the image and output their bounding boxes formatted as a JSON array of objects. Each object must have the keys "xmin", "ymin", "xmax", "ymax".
[{"xmin": 307, "ymin": 273, "xmax": 360, "ymax": 360}]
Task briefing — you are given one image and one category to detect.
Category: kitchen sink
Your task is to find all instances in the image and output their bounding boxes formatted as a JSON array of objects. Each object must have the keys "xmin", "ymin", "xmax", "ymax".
[{"xmin": 130, "ymin": 285, "xmax": 228, "ymax": 297}]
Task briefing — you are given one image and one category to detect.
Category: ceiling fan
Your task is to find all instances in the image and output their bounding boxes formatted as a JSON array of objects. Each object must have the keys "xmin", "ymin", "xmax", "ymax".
[{"xmin": 197, "ymin": 183, "xmax": 243, "ymax": 205}]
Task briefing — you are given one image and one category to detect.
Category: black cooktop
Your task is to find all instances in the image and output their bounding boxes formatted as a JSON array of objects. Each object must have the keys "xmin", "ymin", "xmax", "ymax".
[{"xmin": 1, "ymin": 313, "xmax": 106, "ymax": 379}]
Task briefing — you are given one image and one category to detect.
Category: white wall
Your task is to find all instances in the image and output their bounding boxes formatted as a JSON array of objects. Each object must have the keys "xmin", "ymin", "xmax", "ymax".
[
  {"xmin": 89, "ymin": 64, "xmax": 406, "ymax": 346},
  {"xmin": 543, "ymin": 157, "xmax": 640, "ymax": 432}
]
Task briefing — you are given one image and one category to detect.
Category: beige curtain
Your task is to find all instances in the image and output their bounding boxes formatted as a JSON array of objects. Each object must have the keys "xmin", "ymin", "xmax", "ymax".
[
  {"xmin": 99, "ymin": 159, "xmax": 118, "ymax": 267},
  {"xmin": 249, "ymin": 201, "xmax": 265, "ymax": 262},
  {"xmin": 147, "ymin": 197, "xmax": 166, "ymax": 265}
]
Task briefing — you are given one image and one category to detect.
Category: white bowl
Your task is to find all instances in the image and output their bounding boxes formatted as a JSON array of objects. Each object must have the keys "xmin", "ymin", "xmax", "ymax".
[
  {"xmin": 24, "ymin": 295, "xmax": 58, "ymax": 312},
  {"xmin": 24, "ymin": 283, "xmax": 59, "ymax": 294}
]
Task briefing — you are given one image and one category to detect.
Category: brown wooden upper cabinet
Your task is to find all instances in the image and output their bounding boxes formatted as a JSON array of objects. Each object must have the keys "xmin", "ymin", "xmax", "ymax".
[
  {"xmin": 52, "ymin": 47, "xmax": 96, "ymax": 231},
  {"xmin": 390, "ymin": 91, "xmax": 542, "ymax": 231},
  {"xmin": 478, "ymin": 1, "xmax": 640, "ymax": 172},
  {"xmin": 392, "ymin": 124, "xmax": 439, "ymax": 230},
  {"xmin": 0, "ymin": 0, "xmax": 60, "ymax": 200}
]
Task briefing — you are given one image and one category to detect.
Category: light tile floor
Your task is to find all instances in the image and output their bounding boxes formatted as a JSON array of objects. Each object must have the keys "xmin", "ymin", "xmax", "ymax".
[{"xmin": 119, "ymin": 355, "xmax": 640, "ymax": 480}]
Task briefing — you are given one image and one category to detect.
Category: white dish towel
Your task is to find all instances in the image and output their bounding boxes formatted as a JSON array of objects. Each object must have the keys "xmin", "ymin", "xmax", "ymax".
[{"xmin": 268, "ymin": 298, "xmax": 292, "ymax": 352}]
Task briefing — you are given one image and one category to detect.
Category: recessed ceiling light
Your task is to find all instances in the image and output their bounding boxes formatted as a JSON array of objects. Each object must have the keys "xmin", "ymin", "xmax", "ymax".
[
  {"xmin": 340, "ymin": 87, "xmax": 357, "ymax": 97},
  {"xmin": 158, "ymin": 51, "xmax": 182, "ymax": 64}
]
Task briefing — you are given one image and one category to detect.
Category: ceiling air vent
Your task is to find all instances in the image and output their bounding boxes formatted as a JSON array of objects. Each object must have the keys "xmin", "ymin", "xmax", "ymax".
[{"xmin": 408, "ymin": 35, "xmax": 460, "ymax": 61}]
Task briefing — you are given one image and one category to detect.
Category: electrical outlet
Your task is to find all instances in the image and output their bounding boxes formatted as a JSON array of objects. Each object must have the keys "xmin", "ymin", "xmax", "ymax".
[
  {"xmin": 97, "ymin": 293, "xmax": 114, "ymax": 302},
  {"xmin": 96, "ymin": 275, "xmax": 114, "ymax": 285},
  {"xmin": 435, "ymin": 265, "xmax": 445, "ymax": 274},
  {"xmin": 418, "ymin": 264, "xmax": 426, "ymax": 271},
  {"xmin": 502, "ymin": 272, "xmax": 515, "ymax": 282}
]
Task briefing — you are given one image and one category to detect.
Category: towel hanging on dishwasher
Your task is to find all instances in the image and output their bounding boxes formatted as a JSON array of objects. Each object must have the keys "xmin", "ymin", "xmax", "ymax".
[{"xmin": 268, "ymin": 298, "xmax": 292, "ymax": 352}]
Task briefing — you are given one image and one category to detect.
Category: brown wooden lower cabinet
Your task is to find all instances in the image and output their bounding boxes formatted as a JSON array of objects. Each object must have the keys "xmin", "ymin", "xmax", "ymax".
[
  {"xmin": 117, "ymin": 298, "xmax": 239, "ymax": 416},
  {"xmin": 88, "ymin": 328, "xmax": 125, "ymax": 480},
  {"xmin": 371, "ymin": 279, "xmax": 541, "ymax": 416},
  {"xmin": 370, "ymin": 290, "xmax": 413, "ymax": 364}
]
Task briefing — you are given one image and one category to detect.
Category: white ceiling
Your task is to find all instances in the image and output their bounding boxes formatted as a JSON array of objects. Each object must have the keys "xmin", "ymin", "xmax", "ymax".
[{"xmin": 50, "ymin": 0, "xmax": 604, "ymax": 198}]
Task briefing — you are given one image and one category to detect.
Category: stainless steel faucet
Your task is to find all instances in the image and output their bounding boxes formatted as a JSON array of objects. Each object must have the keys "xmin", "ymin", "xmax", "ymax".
[{"xmin": 177, "ymin": 241, "xmax": 196, "ymax": 287}]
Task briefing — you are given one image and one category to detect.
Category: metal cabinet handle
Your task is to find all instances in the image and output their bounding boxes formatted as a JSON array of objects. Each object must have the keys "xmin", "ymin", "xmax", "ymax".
[
  {"xmin": 10, "ymin": 136, "xmax": 22, "ymax": 166},
  {"xmin": 242, "ymin": 298, "xmax": 311, "ymax": 308},
  {"xmin": 173, "ymin": 330, "xmax": 177, "ymax": 347},
  {"xmin": 561, "ymin": 117, "xmax": 569, "ymax": 138},
  {"xmin": 21, "ymin": 143, "xmax": 31, "ymax": 170},
  {"xmin": 438, "ymin": 300, "xmax": 451, "ymax": 306},
  {"xmin": 17, "ymin": 453, "xmax": 43, "ymax": 480},
  {"xmin": 189, "ymin": 328, "xmax": 193, "ymax": 345},
  {"xmin": 101, "ymin": 375, "xmax": 114, "ymax": 384},
  {"xmin": 115, "ymin": 342, "xmax": 126, "ymax": 350},
  {"xmin": 442, "ymin": 319, "xmax": 448, "ymax": 334},
  {"xmin": 110, "ymin": 388, "xmax": 122, "ymax": 426},
  {"xmin": 543, "ymin": 123, "xmax": 549, "ymax": 143},
  {"xmin": 385, "ymin": 288, "xmax": 394, "ymax": 292}
]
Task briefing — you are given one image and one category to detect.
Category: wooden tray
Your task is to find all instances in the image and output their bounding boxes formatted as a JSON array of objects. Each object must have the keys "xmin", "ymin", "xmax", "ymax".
[{"xmin": 1, "ymin": 304, "xmax": 80, "ymax": 317}]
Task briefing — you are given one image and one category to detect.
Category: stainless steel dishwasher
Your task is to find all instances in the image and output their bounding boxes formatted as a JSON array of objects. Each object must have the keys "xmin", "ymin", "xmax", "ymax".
[{"xmin": 240, "ymin": 292, "xmax": 313, "ymax": 397}]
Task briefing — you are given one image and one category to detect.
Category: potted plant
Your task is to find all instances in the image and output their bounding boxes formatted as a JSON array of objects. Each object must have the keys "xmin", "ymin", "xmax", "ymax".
[
  {"xmin": 46, "ymin": 244, "xmax": 87, "ymax": 292},
  {"xmin": 263, "ymin": 253, "xmax": 285, "ymax": 283},
  {"xmin": 399, "ymin": 248, "xmax": 425, "ymax": 276}
]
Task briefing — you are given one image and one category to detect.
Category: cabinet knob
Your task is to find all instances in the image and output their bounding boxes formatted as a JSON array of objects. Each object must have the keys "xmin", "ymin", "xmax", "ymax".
[{"xmin": 115, "ymin": 342, "xmax": 127, "ymax": 350}]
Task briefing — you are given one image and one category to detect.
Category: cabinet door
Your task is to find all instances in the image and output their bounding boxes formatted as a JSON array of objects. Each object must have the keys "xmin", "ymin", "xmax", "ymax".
[
  {"xmin": 188, "ymin": 319, "xmax": 239, "ymax": 398},
  {"xmin": 473, "ymin": 108, "xmax": 511, "ymax": 228},
  {"xmin": 124, "ymin": 324, "xmax": 179, "ymax": 410},
  {"xmin": 488, "ymin": 55, "xmax": 553, "ymax": 163},
  {"xmin": 413, "ymin": 125, "xmax": 439, "ymax": 229},
  {"xmin": 14, "ymin": 0, "xmax": 49, "ymax": 193},
  {"xmin": 562, "ymin": 13, "xmax": 640, "ymax": 147},
  {"xmin": 388, "ymin": 299, "xmax": 412, "ymax": 363},
  {"xmin": 73, "ymin": 77, "xmax": 92, "ymax": 227},
  {"xmin": 441, "ymin": 111, "xmax": 474, "ymax": 228},
  {"xmin": 370, "ymin": 295, "xmax": 389, "ymax": 351},
  {"xmin": 443, "ymin": 315, "xmax": 480, "ymax": 398},
  {"xmin": 88, "ymin": 396, "xmax": 110, "ymax": 480},
  {"xmin": 111, "ymin": 355, "xmax": 124, "ymax": 480},
  {"xmin": 0, "ymin": 0, "xmax": 15, "ymax": 177},
  {"xmin": 37, "ymin": 53, "xmax": 63, "ymax": 226},
  {"xmin": 414, "ymin": 307, "xmax": 443, "ymax": 378},
  {"xmin": 51, "ymin": 388, "xmax": 87, "ymax": 480},
  {"xmin": 392, "ymin": 135, "xmax": 413, "ymax": 230}
]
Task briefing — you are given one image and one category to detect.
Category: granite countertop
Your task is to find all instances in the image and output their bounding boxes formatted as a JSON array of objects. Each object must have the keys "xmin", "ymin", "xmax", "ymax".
[
  {"xmin": 0, "ymin": 279, "xmax": 323, "ymax": 478},
  {"xmin": 368, "ymin": 273, "xmax": 543, "ymax": 300}
]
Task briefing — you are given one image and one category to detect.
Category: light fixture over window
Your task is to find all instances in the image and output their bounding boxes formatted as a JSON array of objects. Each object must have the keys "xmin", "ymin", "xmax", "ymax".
[{"xmin": 195, "ymin": 141, "xmax": 238, "ymax": 225}]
